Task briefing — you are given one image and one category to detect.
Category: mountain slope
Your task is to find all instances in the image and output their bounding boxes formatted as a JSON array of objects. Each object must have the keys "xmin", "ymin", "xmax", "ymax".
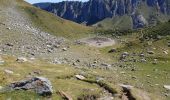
[
  {"xmin": 17, "ymin": 0, "xmax": 91, "ymax": 39},
  {"xmin": 34, "ymin": 0, "xmax": 170, "ymax": 29}
]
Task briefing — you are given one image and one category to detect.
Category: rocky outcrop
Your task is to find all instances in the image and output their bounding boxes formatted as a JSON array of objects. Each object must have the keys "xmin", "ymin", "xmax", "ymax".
[
  {"xmin": 34, "ymin": 0, "xmax": 170, "ymax": 28},
  {"xmin": 8, "ymin": 77, "xmax": 53, "ymax": 96}
]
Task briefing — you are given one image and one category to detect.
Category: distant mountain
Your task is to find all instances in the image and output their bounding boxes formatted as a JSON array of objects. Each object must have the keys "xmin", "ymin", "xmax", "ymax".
[{"xmin": 34, "ymin": 0, "xmax": 170, "ymax": 29}]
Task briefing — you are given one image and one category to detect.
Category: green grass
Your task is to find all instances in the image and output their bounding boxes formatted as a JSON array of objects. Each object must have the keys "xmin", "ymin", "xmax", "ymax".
[{"xmin": 14, "ymin": 0, "xmax": 92, "ymax": 39}]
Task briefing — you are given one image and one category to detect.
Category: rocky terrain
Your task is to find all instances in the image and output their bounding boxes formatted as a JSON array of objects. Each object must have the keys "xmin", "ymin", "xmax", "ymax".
[
  {"xmin": 0, "ymin": 0, "xmax": 169, "ymax": 100},
  {"xmin": 35, "ymin": 0, "xmax": 170, "ymax": 29}
]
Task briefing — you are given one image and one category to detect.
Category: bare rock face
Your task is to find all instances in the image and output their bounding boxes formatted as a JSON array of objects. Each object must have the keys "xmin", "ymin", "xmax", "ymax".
[
  {"xmin": 132, "ymin": 14, "xmax": 148, "ymax": 28},
  {"xmin": 34, "ymin": 0, "xmax": 170, "ymax": 28},
  {"xmin": 8, "ymin": 77, "xmax": 53, "ymax": 96}
]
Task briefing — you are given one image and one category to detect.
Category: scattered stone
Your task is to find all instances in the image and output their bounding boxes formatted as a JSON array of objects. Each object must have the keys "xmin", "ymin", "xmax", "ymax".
[
  {"xmin": 0, "ymin": 86, "xmax": 3, "ymax": 90},
  {"xmin": 163, "ymin": 51, "xmax": 168, "ymax": 55},
  {"xmin": 33, "ymin": 70, "xmax": 41, "ymax": 75},
  {"xmin": 75, "ymin": 75, "xmax": 85, "ymax": 80},
  {"xmin": 101, "ymin": 63, "xmax": 111, "ymax": 67},
  {"xmin": 146, "ymin": 75, "xmax": 150, "ymax": 77},
  {"xmin": 73, "ymin": 62, "xmax": 78, "ymax": 66},
  {"xmin": 96, "ymin": 77, "xmax": 104, "ymax": 82},
  {"xmin": 8, "ymin": 77, "xmax": 53, "ymax": 96},
  {"xmin": 53, "ymin": 59, "xmax": 62, "ymax": 64},
  {"xmin": 0, "ymin": 22, "xmax": 5, "ymax": 26},
  {"xmin": 93, "ymin": 61, "xmax": 97, "ymax": 64},
  {"xmin": 30, "ymin": 57, "xmax": 35, "ymax": 60},
  {"xmin": 5, "ymin": 43, "xmax": 13, "ymax": 47},
  {"xmin": 47, "ymin": 49, "xmax": 53, "ymax": 53},
  {"xmin": 131, "ymin": 68, "xmax": 136, "ymax": 71},
  {"xmin": 0, "ymin": 59, "xmax": 4, "ymax": 65},
  {"xmin": 120, "ymin": 72, "xmax": 126, "ymax": 74},
  {"xmin": 164, "ymin": 93, "xmax": 169, "ymax": 97},
  {"xmin": 4, "ymin": 69, "xmax": 14, "ymax": 74},
  {"xmin": 76, "ymin": 59, "xmax": 80, "ymax": 62},
  {"xmin": 54, "ymin": 44, "xmax": 60, "ymax": 48},
  {"xmin": 168, "ymin": 42, "xmax": 170, "ymax": 47},
  {"xmin": 139, "ymin": 53, "xmax": 145, "ymax": 57},
  {"xmin": 58, "ymin": 91, "xmax": 73, "ymax": 100},
  {"xmin": 132, "ymin": 76, "xmax": 137, "ymax": 79},
  {"xmin": 62, "ymin": 48, "xmax": 67, "ymax": 51},
  {"xmin": 153, "ymin": 59, "xmax": 158, "ymax": 64},
  {"xmin": 119, "ymin": 84, "xmax": 134, "ymax": 90},
  {"xmin": 147, "ymin": 51, "xmax": 154, "ymax": 54},
  {"xmin": 6, "ymin": 27, "xmax": 11, "ymax": 30},
  {"xmin": 120, "ymin": 52, "xmax": 129, "ymax": 60},
  {"xmin": 164, "ymin": 85, "xmax": 170, "ymax": 90},
  {"xmin": 140, "ymin": 58, "xmax": 147, "ymax": 62},
  {"xmin": 122, "ymin": 52, "xmax": 129, "ymax": 56},
  {"xmin": 16, "ymin": 57, "xmax": 28, "ymax": 62},
  {"xmin": 108, "ymin": 48, "xmax": 116, "ymax": 53}
]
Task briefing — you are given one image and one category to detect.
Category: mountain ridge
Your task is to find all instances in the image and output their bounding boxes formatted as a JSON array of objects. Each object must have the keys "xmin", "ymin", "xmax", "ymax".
[{"xmin": 34, "ymin": 0, "xmax": 170, "ymax": 29}]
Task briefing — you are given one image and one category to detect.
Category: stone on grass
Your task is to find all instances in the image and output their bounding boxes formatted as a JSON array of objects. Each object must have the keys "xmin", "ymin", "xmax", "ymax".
[
  {"xmin": 164, "ymin": 85, "xmax": 170, "ymax": 90},
  {"xmin": 163, "ymin": 51, "xmax": 168, "ymax": 55},
  {"xmin": 4, "ymin": 69, "xmax": 14, "ymax": 74},
  {"xmin": 101, "ymin": 63, "xmax": 111, "ymax": 67},
  {"xmin": 0, "ymin": 60, "xmax": 4, "ymax": 65},
  {"xmin": 62, "ymin": 48, "xmax": 67, "ymax": 51},
  {"xmin": 119, "ymin": 84, "xmax": 134, "ymax": 90},
  {"xmin": 140, "ymin": 58, "xmax": 147, "ymax": 62},
  {"xmin": 147, "ymin": 51, "xmax": 154, "ymax": 54},
  {"xmin": 139, "ymin": 53, "xmax": 145, "ymax": 57},
  {"xmin": 108, "ymin": 48, "xmax": 116, "ymax": 53},
  {"xmin": 16, "ymin": 57, "xmax": 28, "ymax": 62},
  {"xmin": 75, "ymin": 75, "xmax": 85, "ymax": 80},
  {"xmin": 8, "ymin": 77, "xmax": 53, "ymax": 96},
  {"xmin": 0, "ymin": 86, "xmax": 3, "ymax": 90},
  {"xmin": 122, "ymin": 52, "xmax": 129, "ymax": 56}
]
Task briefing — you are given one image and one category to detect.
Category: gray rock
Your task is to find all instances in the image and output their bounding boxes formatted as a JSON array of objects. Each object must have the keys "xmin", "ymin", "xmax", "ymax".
[
  {"xmin": 101, "ymin": 63, "xmax": 111, "ymax": 67},
  {"xmin": 8, "ymin": 77, "xmax": 53, "ymax": 96},
  {"xmin": 108, "ymin": 48, "xmax": 116, "ymax": 53},
  {"xmin": 140, "ymin": 58, "xmax": 147, "ymax": 62}
]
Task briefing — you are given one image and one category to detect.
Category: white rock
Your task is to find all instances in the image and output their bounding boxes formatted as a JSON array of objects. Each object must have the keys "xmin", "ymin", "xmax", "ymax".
[
  {"xmin": 16, "ymin": 57, "xmax": 28, "ymax": 62},
  {"xmin": 0, "ymin": 60, "xmax": 4, "ymax": 65},
  {"xmin": 164, "ymin": 85, "xmax": 170, "ymax": 90},
  {"xmin": 163, "ymin": 51, "xmax": 168, "ymax": 55},
  {"xmin": 75, "ymin": 75, "xmax": 85, "ymax": 80},
  {"xmin": 0, "ymin": 86, "xmax": 3, "ymax": 90},
  {"xmin": 119, "ymin": 84, "xmax": 134, "ymax": 90},
  {"xmin": 62, "ymin": 48, "xmax": 67, "ymax": 51},
  {"xmin": 4, "ymin": 69, "xmax": 14, "ymax": 74}
]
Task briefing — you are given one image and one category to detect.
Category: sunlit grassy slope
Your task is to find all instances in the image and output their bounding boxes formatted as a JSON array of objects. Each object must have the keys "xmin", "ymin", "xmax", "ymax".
[{"xmin": 13, "ymin": 0, "xmax": 92, "ymax": 39}]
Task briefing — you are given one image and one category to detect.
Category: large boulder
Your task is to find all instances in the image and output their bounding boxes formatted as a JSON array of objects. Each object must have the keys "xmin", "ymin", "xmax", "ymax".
[{"xmin": 8, "ymin": 77, "xmax": 53, "ymax": 96}]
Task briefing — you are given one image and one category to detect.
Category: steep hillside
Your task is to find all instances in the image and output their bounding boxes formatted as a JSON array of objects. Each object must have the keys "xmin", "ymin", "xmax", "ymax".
[{"xmin": 34, "ymin": 0, "xmax": 170, "ymax": 29}]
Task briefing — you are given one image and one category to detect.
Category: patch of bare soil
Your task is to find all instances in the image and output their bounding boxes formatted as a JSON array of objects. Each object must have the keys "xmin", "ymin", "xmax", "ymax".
[{"xmin": 80, "ymin": 37, "xmax": 116, "ymax": 47}]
